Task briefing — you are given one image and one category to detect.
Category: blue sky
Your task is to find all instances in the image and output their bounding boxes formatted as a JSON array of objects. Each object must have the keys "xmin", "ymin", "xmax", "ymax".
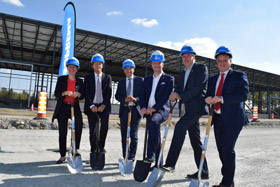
[{"xmin": 1, "ymin": 0, "xmax": 280, "ymax": 75}]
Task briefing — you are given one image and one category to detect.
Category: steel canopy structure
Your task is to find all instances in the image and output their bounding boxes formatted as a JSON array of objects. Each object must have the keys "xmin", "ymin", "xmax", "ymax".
[{"xmin": 0, "ymin": 12, "xmax": 280, "ymax": 113}]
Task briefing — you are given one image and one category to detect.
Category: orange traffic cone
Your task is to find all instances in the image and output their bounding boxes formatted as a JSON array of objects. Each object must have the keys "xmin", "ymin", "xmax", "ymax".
[
  {"xmin": 30, "ymin": 103, "xmax": 34, "ymax": 111},
  {"xmin": 34, "ymin": 91, "xmax": 47, "ymax": 120}
]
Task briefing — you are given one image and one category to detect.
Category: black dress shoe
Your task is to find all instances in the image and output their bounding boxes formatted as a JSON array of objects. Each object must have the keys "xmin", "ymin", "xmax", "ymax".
[
  {"xmin": 56, "ymin": 156, "xmax": 66, "ymax": 164},
  {"xmin": 186, "ymin": 171, "xmax": 209, "ymax": 179},
  {"xmin": 100, "ymin": 148, "xmax": 106, "ymax": 154},
  {"xmin": 162, "ymin": 164, "xmax": 175, "ymax": 172}
]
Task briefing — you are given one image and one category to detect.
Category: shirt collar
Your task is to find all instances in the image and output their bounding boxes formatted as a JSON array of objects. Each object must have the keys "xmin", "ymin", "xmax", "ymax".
[
  {"xmin": 126, "ymin": 75, "xmax": 134, "ymax": 80},
  {"xmin": 153, "ymin": 72, "xmax": 163, "ymax": 79},
  {"xmin": 220, "ymin": 68, "xmax": 231, "ymax": 76},
  {"xmin": 184, "ymin": 62, "xmax": 195, "ymax": 71},
  {"xmin": 94, "ymin": 72, "xmax": 102, "ymax": 77}
]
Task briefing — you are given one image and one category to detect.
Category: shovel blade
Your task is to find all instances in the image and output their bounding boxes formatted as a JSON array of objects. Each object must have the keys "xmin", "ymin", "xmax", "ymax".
[
  {"xmin": 133, "ymin": 160, "xmax": 151, "ymax": 182},
  {"xmin": 90, "ymin": 152, "xmax": 105, "ymax": 170},
  {"xmin": 189, "ymin": 180, "xmax": 209, "ymax": 187},
  {"xmin": 147, "ymin": 168, "xmax": 165, "ymax": 187},
  {"xmin": 119, "ymin": 159, "xmax": 133, "ymax": 175},
  {"xmin": 67, "ymin": 156, "xmax": 83, "ymax": 174}
]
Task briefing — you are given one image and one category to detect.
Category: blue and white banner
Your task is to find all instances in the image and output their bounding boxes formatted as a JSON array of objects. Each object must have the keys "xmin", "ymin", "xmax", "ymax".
[{"xmin": 58, "ymin": 2, "xmax": 76, "ymax": 76}]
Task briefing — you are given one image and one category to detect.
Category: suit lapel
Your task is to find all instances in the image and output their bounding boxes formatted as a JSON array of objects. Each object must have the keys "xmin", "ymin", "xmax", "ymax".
[
  {"xmin": 212, "ymin": 74, "xmax": 219, "ymax": 96},
  {"xmin": 180, "ymin": 71, "xmax": 185, "ymax": 92},
  {"xmin": 101, "ymin": 73, "xmax": 105, "ymax": 90},
  {"xmin": 222, "ymin": 69, "xmax": 233, "ymax": 95},
  {"xmin": 132, "ymin": 77, "xmax": 137, "ymax": 97},
  {"xmin": 184, "ymin": 63, "xmax": 196, "ymax": 90},
  {"xmin": 125, "ymin": 78, "xmax": 129, "ymax": 96},
  {"xmin": 155, "ymin": 73, "xmax": 165, "ymax": 93},
  {"xmin": 92, "ymin": 73, "xmax": 96, "ymax": 95}
]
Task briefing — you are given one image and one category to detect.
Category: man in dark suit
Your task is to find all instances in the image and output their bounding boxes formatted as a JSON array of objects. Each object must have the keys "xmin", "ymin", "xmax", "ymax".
[
  {"xmin": 205, "ymin": 46, "xmax": 249, "ymax": 187},
  {"xmin": 163, "ymin": 45, "xmax": 209, "ymax": 179},
  {"xmin": 84, "ymin": 53, "xmax": 112, "ymax": 155},
  {"xmin": 139, "ymin": 50, "xmax": 174, "ymax": 166},
  {"xmin": 115, "ymin": 59, "xmax": 144, "ymax": 161}
]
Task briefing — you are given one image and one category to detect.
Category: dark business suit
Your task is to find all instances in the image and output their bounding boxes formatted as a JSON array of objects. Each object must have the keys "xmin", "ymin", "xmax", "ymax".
[
  {"xmin": 139, "ymin": 73, "xmax": 174, "ymax": 165},
  {"xmin": 165, "ymin": 63, "xmax": 209, "ymax": 174},
  {"xmin": 52, "ymin": 75, "xmax": 84, "ymax": 157},
  {"xmin": 115, "ymin": 76, "xmax": 144, "ymax": 160},
  {"xmin": 206, "ymin": 69, "xmax": 249, "ymax": 187},
  {"xmin": 84, "ymin": 72, "xmax": 112, "ymax": 153}
]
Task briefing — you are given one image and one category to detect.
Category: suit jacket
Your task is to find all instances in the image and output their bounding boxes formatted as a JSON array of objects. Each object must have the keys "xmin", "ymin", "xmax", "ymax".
[
  {"xmin": 205, "ymin": 69, "xmax": 249, "ymax": 127},
  {"xmin": 115, "ymin": 76, "xmax": 144, "ymax": 118},
  {"xmin": 84, "ymin": 72, "xmax": 112, "ymax": 115},
  {"xmin": 52, "ymin": 75, "xmax": 84, "ymax": 122},
  {"xmin": 175, "ymin": 63, "xmax": 208, "ymax": 116},
  {"xmin": 139, "ymin": 73, "xmax": 174, "ymax": 121}
]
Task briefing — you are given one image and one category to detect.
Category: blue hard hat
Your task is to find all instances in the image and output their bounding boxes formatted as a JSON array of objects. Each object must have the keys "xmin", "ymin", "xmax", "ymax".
[
  {"xmin": 180, "ymin": 45, "xmax": 196, "ymax": 55},
  {"xmin": 123, "ymin": 59, "xmax": 135, "ymax": 68},
  {"xmin": 91, "ymin": 53, "xmax": 105, "ymax": 63},
  {"xmin": 215, "ymin": 46, "xmax": 232, "ymax": 59},
  {"xmin": 66, "ymin": 57, "xmax": 80, "ymax": 68},
  {"xmin": 150, "ymin": 50, "xmax": 165, "ymax": 62}
]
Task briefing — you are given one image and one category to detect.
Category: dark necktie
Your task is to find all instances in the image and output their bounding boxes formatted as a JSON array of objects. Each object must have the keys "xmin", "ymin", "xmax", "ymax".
[
  {"xmin": 127, "ymin": 78, "xmax": 132, "ymax": 96},
  {"xmin": 215, "ymin": 73, "xmax": 224, "ymax": 111},
  {"xmin": 96, "ymin": 74, "xmax": 102, "ymax": 103}
]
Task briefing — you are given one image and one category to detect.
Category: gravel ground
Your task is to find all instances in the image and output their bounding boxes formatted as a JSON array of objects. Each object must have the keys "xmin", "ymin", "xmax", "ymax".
[{"xmin": 0, "ymin": 124, "xmax": 280, "ymax": 187}]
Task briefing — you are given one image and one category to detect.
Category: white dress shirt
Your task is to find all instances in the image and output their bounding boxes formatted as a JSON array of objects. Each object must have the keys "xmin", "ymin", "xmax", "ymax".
[
  {"xmin": 148, "ymin": 72, "xmax": 163, "ymax": 108},
  {"xmin": 183, "ymin": 63, "xmax": 194, "ymax": 89}
]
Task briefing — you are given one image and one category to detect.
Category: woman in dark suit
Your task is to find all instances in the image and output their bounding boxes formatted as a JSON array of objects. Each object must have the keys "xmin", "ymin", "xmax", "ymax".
[{"xmin": 52, "ymin": 57, "xmax": 84, "ymax": 164}]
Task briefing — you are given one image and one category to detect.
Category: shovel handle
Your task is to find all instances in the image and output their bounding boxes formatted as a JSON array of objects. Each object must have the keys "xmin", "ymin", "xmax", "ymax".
[
  {"xmin": 68, "ymin": 95, "xmax": 76, "ymax": 156},
  {"xmin": 201, "ymin": 104, "xmax": 215, "ymax": 159}
]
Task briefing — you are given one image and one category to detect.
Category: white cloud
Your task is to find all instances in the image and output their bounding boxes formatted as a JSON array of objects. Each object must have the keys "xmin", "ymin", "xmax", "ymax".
[
  {"xmin": 2, "ymin": 0, "xmax": 24, "ymax": 7},
  {"xmin": 106, "ymin": 11, "xmax": 122, "ymax": 16},
  {"xmin": 131, "ymin": 18, "xmax": 159, "ymax": 28},
  {"xmin": 155, "ymin": 37, "xmax": 218, "ymax": 58}
]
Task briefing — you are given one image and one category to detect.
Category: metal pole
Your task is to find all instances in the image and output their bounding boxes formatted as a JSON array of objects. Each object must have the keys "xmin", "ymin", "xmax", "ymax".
[
  {"xmin": 8, "ymin": 69, "xmax": 12, "ymax": 99},
  {"xmin": 208, "ymin": 59, "xmax": 211, "ymax": 77},
  {"xmin": 103, "ymin": 36, "xmax": 107, "ymax": 73},
  {"xmin": 27, "ymin": 65, "xmax": 33, "ymax": 108},
  {"xmin": 267, "ymin": 73, "xmax": 270, "ymax": 119},
  {"xmin": 145, "ymin": 45, "xmax": 148, "ymax": 76},
  {"xmin": 252, "ymin": 70, "xmax": 255, "ymax": 108}
]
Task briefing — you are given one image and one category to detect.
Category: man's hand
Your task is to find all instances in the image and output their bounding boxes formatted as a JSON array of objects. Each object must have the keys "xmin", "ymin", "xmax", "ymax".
[
  {"xmin": 125, "ymin": 96, "xmax": 136, "ymax": 103},
  {"xmin": 169, "ymin": 92, "xmax": 180, "ymax": 101},
  {"xmin": 90, "ymin": 106, "xmax": 98, "ymax": 113},
  {"xmin": 147, "ymin": 107, "xmax": 156, "ymax": 116},
  {"xmin": 141, "ymin": 108, "xmax": 147, "ymax": 115},
  {"xmin": 97, "ymin": 105, "xmax": 105, "ymax": 112},
  {"xmin": 212, "ymin": 96, "xmax": 223, "ymax": 104},
  {"xmin": 205, "ymin": 96, "xmax": 222, "ymax": 104}
]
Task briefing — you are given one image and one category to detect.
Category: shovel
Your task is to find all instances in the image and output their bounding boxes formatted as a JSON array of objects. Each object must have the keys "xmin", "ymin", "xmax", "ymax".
[
  {"xmin": 119, "ymin": 102, "xmax": 135, "ymax": 175},
  {"xmin": 90, "ymin": 113, "xmax": 105, "ymax": 170},
  {"xmin": 133, "ymin": 117, "xmax": 151, "ymax": 182},
  {"xmin": 189, "ymin": 105, "xmax": 215, "ymax": 187},
  {"xmin": 67, "ymin": 96, "xmax": 83, "ymax": 174},
  {"xmin": 147, "ymin": 100, "xmax": 177, "ymax": 187}
]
